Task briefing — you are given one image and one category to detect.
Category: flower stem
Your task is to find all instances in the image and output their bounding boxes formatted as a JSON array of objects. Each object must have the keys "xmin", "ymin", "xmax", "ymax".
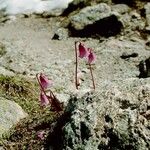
[
  {"xmin": 89, "ymin": 64, "xmax": 95, "ymax": 90},
  {"xmin": 75, "ymin": 41, "xmax": 79, "ymax": 89}
]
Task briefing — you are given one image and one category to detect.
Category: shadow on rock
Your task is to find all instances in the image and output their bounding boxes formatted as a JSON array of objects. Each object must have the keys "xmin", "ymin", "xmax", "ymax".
[
  {"xmin": 139, "ymin": 57, "xmax": 150, "ymax": 78},
  {"xmin": 69, "ymin": 15, "xmax": 123, "ymax": 38}
]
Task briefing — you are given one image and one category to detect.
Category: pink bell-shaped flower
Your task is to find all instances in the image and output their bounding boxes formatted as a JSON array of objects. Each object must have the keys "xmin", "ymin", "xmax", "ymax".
[
  {"xmin": 87, "ymin": 48, "xmax": 96, "ymax": 64},
  {"xmin": 39, "ymin": 92, "xmax": 49, "ymax": 106},
  {"xmin": 78, "ymin": 42, "xmax": 89, "ymax": 58},
  {"xmin": 39, "ymin": 73, "xmax": 53, "ymax": 89}
]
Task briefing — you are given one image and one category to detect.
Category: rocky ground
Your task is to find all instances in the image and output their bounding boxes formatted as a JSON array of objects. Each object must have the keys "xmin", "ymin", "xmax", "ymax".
[{"xmin": 0, "ymin": 0, "xmax": 150, "ymax": 149}]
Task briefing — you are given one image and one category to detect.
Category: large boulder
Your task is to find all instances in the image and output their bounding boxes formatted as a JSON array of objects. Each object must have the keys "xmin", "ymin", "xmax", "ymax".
[
  {"xmin": 70, "ymin": 3, "xmax": 111, "ymax": 30},
  {"xmin": 69, "ymin": 3, "xmax": 123, "ymax": 37},
  {"xmin": 0, "ymin": 97, "xmax": 27, "ymax": 138},
  {"xmin": 47, "ymin": 80, "xmax": 150, "ymax": 150}
]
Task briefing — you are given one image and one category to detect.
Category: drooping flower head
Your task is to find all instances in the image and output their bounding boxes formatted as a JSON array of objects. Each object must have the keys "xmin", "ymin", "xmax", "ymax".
[
  {"xmin": 78, "ymin": 42, "xmax": 89, "ymax": 58},
  {"xmin": 87, "ymin": 48, "xmax": 96, "ymax": 64},
  {"xmin": 39, "ymin": 73, "xmax": 53, "ymax": 89},
  {"xmin": 39, "ymin": 92, "xmax": 49, "ymax": 106}
]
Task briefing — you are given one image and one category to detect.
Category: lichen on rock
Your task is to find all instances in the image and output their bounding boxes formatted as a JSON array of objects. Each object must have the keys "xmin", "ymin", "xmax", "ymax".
[{"xmin": 47, "ymin": 81, "xmax": 150, "ymax": 150}]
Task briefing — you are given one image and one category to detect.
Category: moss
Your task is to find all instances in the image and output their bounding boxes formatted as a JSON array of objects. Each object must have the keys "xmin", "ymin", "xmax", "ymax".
[
  {"xmin": 2, "ymin": 111, "xmax": 59, "ymax": 149},
  {"xmin": 0, "ymin": 74, "xmax": 36, "ymax": 98},
  {"xmin": 0, "ymin": 74, "xmax": 60, "ymax": 149},
  {"xmin": 0, "ymin": 74, "xmax": 40, "ymax": 114}
]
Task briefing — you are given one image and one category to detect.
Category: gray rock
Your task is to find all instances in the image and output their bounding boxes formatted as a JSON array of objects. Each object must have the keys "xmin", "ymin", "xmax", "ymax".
[
  {"xmin": 65, "ymin": 0, "xmax": 112, "ymax": 16},
  {"xmin": 111, "ymin": 4, "xmax": 130, "ymax": 14},
  {"xmin": 0, "ymin": 42, "xmax": 6, "ymax": 57},
  {"xmin": 144, "ymin": 3, "xmax": 150, "ymax": 31},
  {"xmin": 69, "ymin": 3, "xmax": 123, "ymax": 37},
  {"xmin": 0, "ymin": 97, "xmax": 27, "ymax": 138},
  {"xmin": 0, "ymin": 146, "xmax": 4, "ymax": 150},
  {"xmin": 48, "ymin": 80, "xmax": 150, "ymax": 150},
  {"xmin": 70, "ymin": 3, "xmax": 111, "ymax": 30},
  {"xmin": 118, "ymin": 10, "xmax": 145, "ymax": 35},
  {"xmin": 52, "ymin": 28, "xmax": 69, "ymax": 40}
]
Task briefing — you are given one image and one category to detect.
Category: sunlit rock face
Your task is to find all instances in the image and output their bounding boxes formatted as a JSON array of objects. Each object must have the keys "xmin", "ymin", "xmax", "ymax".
[{"xmin": 0, "ymin": 0, "xmax": 73, "ymax": 15}]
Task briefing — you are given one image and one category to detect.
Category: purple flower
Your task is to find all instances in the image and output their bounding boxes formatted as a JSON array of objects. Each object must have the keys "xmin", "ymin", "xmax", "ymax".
[
  {"xmin": 78, "ymin": 42, "xmax": 89, "ymax": 58},
  {"xmin": 87, "ymin": 48, "xmax": 96, "ymax": 64},
  {"xmin": 39, "ymin": 73, "xmax": 53, "ymax": 89},
  {"xmin": 39, "ymin": 92, "xmax": 49, "ymax": 106}
]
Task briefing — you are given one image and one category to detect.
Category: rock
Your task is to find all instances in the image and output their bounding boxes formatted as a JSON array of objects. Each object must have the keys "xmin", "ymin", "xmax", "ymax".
[
  {"xmin": 144, "ymin": 3, "xmax": 150, "ymax": 31},
  {"xmin": 52, "ymin": 28, "xmax": 69, "ymax": 40},
  {"xmin": 70, "ymin": 3, "xmax": 111, "ymax": 30},
  {"xmin": 0, "ymin": 97, "xmax": 27, "ymax": 138},
  {"xmin": 69, "ymin": 3, "xmax": 123, "ymax": 37},
  {"xmin": 111, "ymin": 4, "xmax": 130, "ymax": 14},
  {"xmin": 62, "ymin": 0, "xmax": 91, "ymax": 16},
  {"xmin": 118, "ymin": 9, "xmax": 145, "ymax": 35},
  {"xmin": 63, "ymin": 0, "xmax": 112, "ymax": 15},
  {"xmin": 0, "ymin": 42, "xmax": 6, "ymax": 57},
  {"xmin": 47, "ymin": 92, "xmax": 100, "ymax": 150},
  {"xmin": 0, "ymin": 147, "xmax": 4, "ymax": 150},
  {"xmin": 0, "ymin": 11, "xmax": 9, "ymax": 23},
  {"xmin": 47, "ymin": 81, "xmax": 150, "ymax": 150}
]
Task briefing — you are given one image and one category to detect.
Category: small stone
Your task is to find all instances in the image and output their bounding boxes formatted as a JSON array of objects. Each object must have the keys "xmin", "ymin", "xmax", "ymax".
[
  {"xmin": 121, "ymin": 52, "xmax": 138, "ymax": 59},
  {"xmin": 52, "ymin": 28, "xmax": 69, "ymax": 40},
  {"xmin": 111, "ymin": 4, "xmax": 130, "ymax": 14},
  {"xmin": 0, "ymin": 97, "xmax": 27, "ymax": 138}
]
